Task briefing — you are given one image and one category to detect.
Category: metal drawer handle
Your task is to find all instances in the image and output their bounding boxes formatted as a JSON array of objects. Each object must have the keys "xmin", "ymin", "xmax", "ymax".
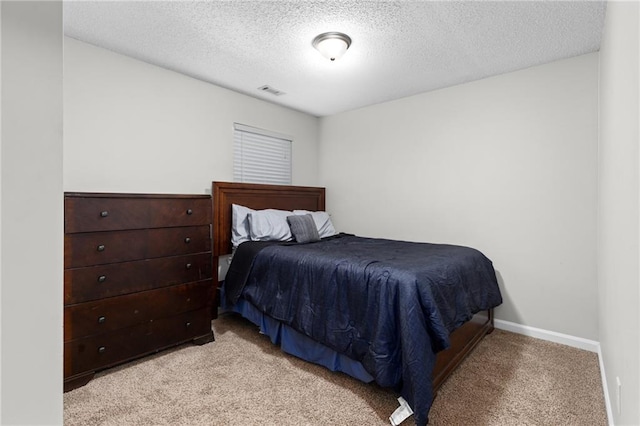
[
  {"xmin": 184, "ymin": 237, "xmax": 191, "ymax": 244},
  {"xmin": 97, "ymin": 275, "xmax": 106, "ymax": 283},
  {"xmin": 185, "ymin": 263, "xmax": 192, "ymax": 269},
  {"xmin": 100, "ymin": 211, "xmax": 109, "ymax": 218},
  {"xmin": 98, "ymin": 346, "xmax": 106, "ymax": 354},
  {"xmin": 185, "ymin": 322, "xmax": 191, "ymax": 328},
  {"xmin": 97, "ymin": 245, "xmax": 105, "ymax": 252},
  {"xmin": 98, "ymin": 316, "xmax": 106, "ymax": 324},
  {"xmin": 186, "ymin": 209, "xmax": 193, "ymax": 215}
]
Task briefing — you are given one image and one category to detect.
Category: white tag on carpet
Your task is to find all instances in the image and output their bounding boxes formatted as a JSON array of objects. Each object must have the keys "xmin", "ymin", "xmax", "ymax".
[{"xmin": 389, "ymin": 396, "xmax": 414, "ymax": 425}]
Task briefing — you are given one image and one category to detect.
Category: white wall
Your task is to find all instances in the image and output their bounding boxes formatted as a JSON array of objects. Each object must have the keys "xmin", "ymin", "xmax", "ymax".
[
  {"xmin": 1, "ymin": 4, "xmax": 3, "ymax": 422},
  {"xmin": 1, "ymin": 2, "xmax": 63, "ymax": 424},
  {"xmin": 64, "ymin": 37, "xmax": 319, "ymax": 194},
  {"xmin": 598, "ymin": 2, "xmax": 640, "ymax": 424},
  {"xmin": 319, "ymin": 53, "xmax": 599, "ymax": 340}
]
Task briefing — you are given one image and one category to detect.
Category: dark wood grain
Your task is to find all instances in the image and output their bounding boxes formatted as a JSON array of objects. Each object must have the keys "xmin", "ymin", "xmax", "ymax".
[
  {"xmin": 63, "ymin": 372, "xmax": 95, "ymax": 393},
  {"xmin": 65, "ymin": 195, "xmax": 211, "ymax": 233},
  {"xmin": 64, "ymin": 192, "xmax": 215, "ymax": 391},
  {"xmin": 432, "ymin": 310, "xmax": 493, "ymax": 392},
  {"xmin": 64, "ymin": 307, "xmax": 212, "ymax": 378},
  {"xmin": 64, "ymin": 280, "xmax": 212, "ymax": 341},
  {"xmin": 64, "ymin": 225, "xmax": 211, "ymax": 268},
  {"xmin": 148, "ymin": 198, "xmax": 211, "ymax": 229},
  {"xmin": 65, "ymin": 253, "xmax": 212, "ymax": 304},
  {"xmin": 147, "ymin": 226, "xmax": 211, "ymax": 258},
  {"xmin": 212, "ymin": 181, "xmax": 325, "ymax": 257}
]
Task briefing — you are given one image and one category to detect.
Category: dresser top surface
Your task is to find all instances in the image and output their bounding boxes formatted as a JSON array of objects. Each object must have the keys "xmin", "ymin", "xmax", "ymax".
[{"xmin": 65, "ymin": 192, "xmax": 211, "ymax": 199}]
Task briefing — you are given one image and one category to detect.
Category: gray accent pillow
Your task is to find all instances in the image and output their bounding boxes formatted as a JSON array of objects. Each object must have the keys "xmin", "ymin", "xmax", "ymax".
[{"xmin": 287, "ymin": 214, "xmax": 320, "ymax": 243}]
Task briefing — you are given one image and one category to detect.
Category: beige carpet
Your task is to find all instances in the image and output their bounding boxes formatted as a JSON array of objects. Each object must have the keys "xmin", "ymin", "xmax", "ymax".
[{"xmin": 64, "ymin": 313, "xmax": 607, "ymax": 425}]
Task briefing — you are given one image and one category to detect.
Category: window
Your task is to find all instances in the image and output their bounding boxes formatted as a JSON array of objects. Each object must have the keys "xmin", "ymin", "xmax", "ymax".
[{"xmin": 233, "ymin": 123, "xmax": 292, "ymax": 185}]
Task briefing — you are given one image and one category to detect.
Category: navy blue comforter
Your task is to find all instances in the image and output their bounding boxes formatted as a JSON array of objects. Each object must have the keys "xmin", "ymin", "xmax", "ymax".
[{"xmin": 225, "ymin": 234, "xmax": 502, "ymax": 425}]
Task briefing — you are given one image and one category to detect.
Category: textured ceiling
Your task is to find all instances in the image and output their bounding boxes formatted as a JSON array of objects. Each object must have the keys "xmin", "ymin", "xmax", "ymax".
[{"xmin": 63, "ymin": 1, "xmax": 606, "ymax": 117}]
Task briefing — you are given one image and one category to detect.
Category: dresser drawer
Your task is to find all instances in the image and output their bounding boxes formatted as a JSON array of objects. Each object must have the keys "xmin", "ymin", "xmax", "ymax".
[
  {"xmin": 64, "ymin": 225, "xmax": 211, "ymax": 268},
  {"xmin": 65, "ymin": 280, "xmax": 212, "ymax": 341},
  {"xmin": 65, "ymin": 196, "xmax": 211, "ymax": 233},
  {"xmin": 64, "ymin": 307, "xmax": 211, "ymax": 377},
  {"xmin": 64, "ymin": 252, "xmax": 212, "ymax": 304}
]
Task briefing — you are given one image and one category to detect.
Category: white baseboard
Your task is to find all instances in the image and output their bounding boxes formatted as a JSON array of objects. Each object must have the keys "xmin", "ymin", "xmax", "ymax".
[
  {"xmin": 597, "ymin": 345, "xmax": 615, "ymax": 426},
  {"xmin": 493, "ymin": 319, "xmax": 599, "ymax": 352},
  {"xmin": 493, "ymin": 319, "xmax": 613, "ymax": 425}
]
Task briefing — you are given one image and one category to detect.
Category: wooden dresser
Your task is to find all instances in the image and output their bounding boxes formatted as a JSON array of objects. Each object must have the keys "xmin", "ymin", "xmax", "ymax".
[{"xmin": 64, "ymin": 192, "xmax": 215, "ymax": 391}]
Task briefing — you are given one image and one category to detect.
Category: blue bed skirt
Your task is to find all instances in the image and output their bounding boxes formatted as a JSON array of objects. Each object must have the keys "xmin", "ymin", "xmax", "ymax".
[{"xmin": 221, "ymin": 288, "xmax": 374, "ymax": 383}]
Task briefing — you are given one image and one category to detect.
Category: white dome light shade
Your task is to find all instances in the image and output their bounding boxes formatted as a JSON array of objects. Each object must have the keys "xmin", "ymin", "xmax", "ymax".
[{"xmin": 312, "ymin": 32, "xmax": 352, "ymax": 61}]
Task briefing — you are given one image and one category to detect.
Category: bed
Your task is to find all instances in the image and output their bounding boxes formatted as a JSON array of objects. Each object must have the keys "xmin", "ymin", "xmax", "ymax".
[{"xmin": 212, "ymin": 181, "xmax": 502, "ymax": 425}]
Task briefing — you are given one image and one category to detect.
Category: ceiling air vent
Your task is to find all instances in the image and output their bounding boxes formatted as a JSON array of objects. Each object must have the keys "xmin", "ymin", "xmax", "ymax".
[{"xmin": 258, "ymin": 85, "xmax": 285, "ymax": 96}]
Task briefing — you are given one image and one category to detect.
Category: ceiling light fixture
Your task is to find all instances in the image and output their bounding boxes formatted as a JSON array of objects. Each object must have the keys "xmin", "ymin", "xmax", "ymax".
[{"xmin": 312, "ymin": 32, "xmax": 352, "ymax": 61}]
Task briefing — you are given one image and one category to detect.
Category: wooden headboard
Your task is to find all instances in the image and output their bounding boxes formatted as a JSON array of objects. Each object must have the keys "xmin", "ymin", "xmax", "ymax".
[{"xmin": 212, "ymin": 181, "xmax": 326, "ymax": 257}]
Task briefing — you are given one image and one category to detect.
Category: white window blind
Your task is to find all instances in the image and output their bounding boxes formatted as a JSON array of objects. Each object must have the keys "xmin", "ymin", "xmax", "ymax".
[{"xmin": 233, "ymin": 124, "xmax": 292, "ymax": 185}]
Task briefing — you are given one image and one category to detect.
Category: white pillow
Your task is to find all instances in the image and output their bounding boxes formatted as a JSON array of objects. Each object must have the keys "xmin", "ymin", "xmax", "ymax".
[
  {"xmin": 293, "ymin": 210, "xmax": 337, "ymax": 238},
  {"xmin": 248, "ymin": 209, "xmax": 293, "ymax": 242},
  {"xmin": 232, "ymin": 204, "xmax": 254, "ymax": 247}
]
